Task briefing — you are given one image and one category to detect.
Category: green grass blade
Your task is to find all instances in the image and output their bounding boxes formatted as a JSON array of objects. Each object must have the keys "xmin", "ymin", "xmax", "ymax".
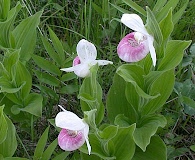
[
  {"xmin": 33, "ymin": 127, "xmax": 50, "ymax": 160},
  {"xmin": 122, "ymin": 0, "xmax": 146, "ymax": 17}
]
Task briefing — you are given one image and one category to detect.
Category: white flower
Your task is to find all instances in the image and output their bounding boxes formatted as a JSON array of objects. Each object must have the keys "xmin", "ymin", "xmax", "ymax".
[
  {"xmin": 61, "ymin": 39, "xmax": 113, "ymax": 77},
  {"xmin": 120, "ymin": 14, "xmax": 156, "ymax": 66},
  {"xmin": 55, "ymin": 105, "xmax": 91, "ymax": 155}
]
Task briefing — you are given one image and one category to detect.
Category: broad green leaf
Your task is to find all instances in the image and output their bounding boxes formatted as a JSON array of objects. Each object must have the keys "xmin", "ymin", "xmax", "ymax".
[
  {"xmin": 132, "ymin": 136, "xmax": 167, "ymax": 160},
  {"xmin": 52, "ymin": 152, "xmax": 70, "ymax": 160},
  {"xmin": 61, "ymin": 72, "xmax": 76, "ymax": 81},
  {"xmin": 0, "ymin": 76, "xmax": 26, "ymax": 93},
  {"xmin": 60, "ymin": 85, "xmax": 79, "ymax": 94},
  {"xmin": 190, "ymin": 145, "xmax": 195, "ymax": 152},
  {"xmin": 34, "ymin": 84, "xmax": 59, "ymax": 100},
  {"xmin": 98, "ymin": 125, "xmax": 119, "ymax": 142},
  {"xmin": 0, "ymin": 114, "xmax": 17, "ymax": 157},
  {"xmin": 182, "ymin": 96, "xmax": 195, "ymax": 116},
  {"xmin": 156, "ymin": 0, "xmax": 179, "ymax": 22},
  {"xmin": 22, "ymin": 93, "xmax": 43, "ymax": 117},
  {"xmin": 3, "ymin": 49, "xmax": 20, "ymax": 75},
  {"xmin": 34, "ymin": 70, "xmax": 60, "ymax": 87},
  {"xmin": 84, "ymin": 109, "xmax": 97, "ymax": 131},
  {"xmin": 41, "ymin": 139, "xmax": 58, "ymax": 160},
  {"xmin": 4, "ymin": 158, "xmax": 28, "ymax": 160},
  {"xmin": 114, "ymin": 114, "xmax": 132, "ymax": 127},
  {"xmin": 14, "ymin": 61, "xmax": 32, "ymax": 99},
  {"xmin": 0, "ymin": 105, "xmax": 7, "ymax": 144},
  {"xmin": 106, "ymin": 74, "xmax": 137, "ymax": 123},
  {"xmin": 152, "ymin": 0, "xmax": 167, "ymax": 13},
  {"xmin": 122, "ymin": 0, "xmax": 146, "ymax": 17},
  {"xmin": 0, "ymin": 2, "xmax": 22, "ymax": 48},
  {"xmin": 81, "ymin": 153, "xmax": 103, "ymax": 160},
  {"xmin": 172, "ymin": 0, "xmax": 189, "ymax": 25},
  {"xmin": 158, "ymin": 40, "xmax": 191, "ymax": 71},
  {"xmin": 32, "ymin": 54, "xmax": 61, "ymax": 76},
  {"xmin": 146, "ymin": 7, "xmax": 163, "ymax": 47},
  {"xmin": 0, "ymin": 0, "xmax": 10, "ymax": 20},
  {"xmin": 117, "ymin": 64, "xmax": 158, "ymax": 99},
  {"xmin": 12, "ymin": 11, "xmax": 42, "ymax": 62},
  {"xmin": 33, "ymin": 127, "xmax": 50, "ymax": 160},
  {"xmin": 107, "ymin": 124, "xmax": 136, "ymax": 160},
  {"xmin": 141, "ymin": 69, "xmax": 175, "ymax": 115},
  {"xmin": 41, "ymin": 35, "xmax": 62, "ymax": 66},
  {"xmin": 80, "ymin": 133, "xmax": 115, "ymax": 160},
  {"xmin": 159, "ymin": 9, "xmax": 173, "ymax": 58},
  {"xmin": 133, "ymin": 114, "xmax": 167, "ymax": 151},
  {"xmin": 48, "ymin": 27, "xmax": 65, "ymax": 65},
  {"xmin": 79, "ymin": 65, "xmax": 104, "ymax": 124}
]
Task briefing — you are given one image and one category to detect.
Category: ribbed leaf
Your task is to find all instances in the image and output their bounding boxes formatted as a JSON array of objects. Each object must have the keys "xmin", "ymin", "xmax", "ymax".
[
  {"xmin": 133, "ymin": 114, "xmax": 166, "ymax": 151},
  {"xmin": 32, "ymin": 54, "xmax": 61, "ymax": 76}
]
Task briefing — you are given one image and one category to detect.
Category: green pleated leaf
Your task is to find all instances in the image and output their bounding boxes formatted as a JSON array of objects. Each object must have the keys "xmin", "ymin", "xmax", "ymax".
[
  {"xmin": 12, "ymin": 11, "xmax": 42, "ymax": 62},
  {"xmin": 0, "ymin": 105, "xmax": 7, "ymax": 144},
  {"xmin": 84, "ymin": 109, "xmax": 97, "ymax": 130},
  {"xmin": 159, "ymin": 9, "xmax": 173, "ymax": 58},
  {"xmin": 122, "ymin": 0, "xmax": 146, "ymax": 17},
  {"xmin": 79, "ymin": 65, "xmax": 104, "ymax": 125},
  {"xmin": 14, "ymin": 61, "xmax": 32, "ymax": 99},
  {"xmin": 4, "ymin": 157, "xmax": 29, "ymax": 160},
  {"xmin": 106, "ymin": 74, "xmax": 137, "ymax": 123},
  {"xmin": 152, "ymin": 0, "xmax": 167, "ymax": 13},
  {"xmin": 48, "ymin": 27, "xmax": 65, "ymax": 66},
  {"xmin": 108, "ymin": 124, "xmax": 136, "ymax": 160},
  {"xmin": 156, "ymin": 0, "xmax": 179, "ymax": 22},
  {"xmin": 0, "ymin": 113, "xmax": 17, "ymax": 157},
  {"xmin": 80, "ymin": 133, "xmax": 115, "ymax": 160},
  {"xmin": 41, "ymin": 139, "xmax": 58, "ymax": 160},
  {"xmin": 0, "ymin": 0, "xmax": 10, "ymax": 20},
  {"xmin": 158, "ymin": 40, "xmax": 191, "ymax": 71},
  {"xmin": 142, "ymin": 69, "xmax": 175, "ymax": 115},
  {"xmin": 34, "ymin": 70, "xmax": 60, "ymax": 87},
  {"xmin": 32, "ymin": 54, "xmax": 61, "ymax": 76},
  {"xmin": 117, "ymin": 64, "xmax": 158, "ymax": 99},
  {"xmin": 41, "ymin": 35, "xmax": 62, "ymax": 67},
  {"xmin": 0, "ymin": 2, "xmax": 22, "ymax": 48},
  {"xmin": 146, "ymin": 7, "xmax": 163, "ymax": 47},
  {"xmin": 172, "ymin": 0, "xmax": 189, "ymax": 25},
  {"xmin": 33, "ymin": 127, "xmax": 50, "ymax": 160},
  {"xmin": 132, "ymin": 136, "xmax": 167, "ymax": 160},
  {"xmin": 61, "ymin": 72, "xmax": 76, "ymax": 81},
  {"xmin": 52, "ymin": 152, "xmax": 70, "ymax": 160},
  {"xmin": 21, "ymin": 93, "xmax": 43, "ymax": 117},
  {"xmin": 133, "ymin": 114, "xmax": 167, "ymax": 151}
]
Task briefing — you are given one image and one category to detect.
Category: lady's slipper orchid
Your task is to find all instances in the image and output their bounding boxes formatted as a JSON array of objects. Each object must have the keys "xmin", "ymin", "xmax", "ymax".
[
  {"xmin": 61, "ymin": 39, "xmax": 113, "ymax": 78},
  {"xmin": 55, "ymin": 105, "xmax": 91, "ymax": 155},
  {"xmin": 117, "ymin": 14, "xmax": 156, "ymax": 66}
]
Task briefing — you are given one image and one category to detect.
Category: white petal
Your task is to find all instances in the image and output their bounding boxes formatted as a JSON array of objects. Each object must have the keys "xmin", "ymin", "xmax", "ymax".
[
  {"xmin": 73, "ymin": 63, "xmax": 91, "ymax": 78},
  {"xmin": 77, "ymin": 39, "xmax": 97, "ymax": 63},
  {"xmin": 55, "ymin": 111, "xmax": 85, "ymax": 130},
  {"xmin": 147, "ymin": 36, "xmax": 156, "ymax": 66},
  {"xmin": 60, "ymin": 66, "xmax": 75, "ymax": 72},
  {"xmin": 121, "ymin": 14, "xmax": 149, "ymax": 36},
  {"xmin": 95, "ymin": 60, "xmax": 113, "ymax": 66},
  {"xmin": 83, "ymin": 121, "xmax": 91, "ymax": 155}
]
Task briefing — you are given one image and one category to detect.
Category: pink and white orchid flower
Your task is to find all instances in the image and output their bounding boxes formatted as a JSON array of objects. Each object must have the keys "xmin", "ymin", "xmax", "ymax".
[
  {"xmin": 117, "ymin": 14, "xmax": 156, "ymax": 66},
  {"xmin": 55, "ymin": 105, "xmax": 91, "ymax": 155},
  {"xmin": 61, "ymin": 39, "xmax": 113, "ymax": 78}
]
